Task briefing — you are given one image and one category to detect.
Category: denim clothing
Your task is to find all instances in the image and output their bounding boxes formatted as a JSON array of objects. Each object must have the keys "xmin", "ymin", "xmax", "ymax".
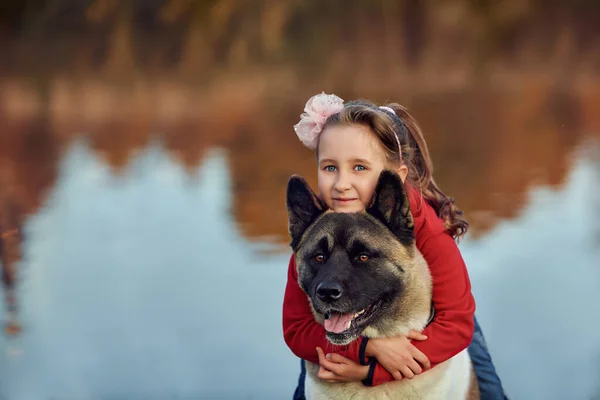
[{"xmin": 468, "ymin": 316, "xmax": 509, "ymax": 399}]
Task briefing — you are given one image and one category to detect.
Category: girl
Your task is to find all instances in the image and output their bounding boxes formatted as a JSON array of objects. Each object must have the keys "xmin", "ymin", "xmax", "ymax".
[{"xmin": 283, "ymin": 93, "xmax": 508, "ymax": 399}]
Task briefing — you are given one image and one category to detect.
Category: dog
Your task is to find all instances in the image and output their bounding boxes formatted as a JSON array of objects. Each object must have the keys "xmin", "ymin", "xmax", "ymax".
[{"xmin": 286, "ymin": 170, "xmax": 479, "ymax": 399}]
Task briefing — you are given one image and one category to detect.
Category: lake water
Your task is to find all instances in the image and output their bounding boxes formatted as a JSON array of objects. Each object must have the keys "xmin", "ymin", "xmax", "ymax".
[
  {"xmin": 1, "ymin": 138, "xmax": 599, "ymax": 400},
  {"xmin": 1, "ymin": 2, "xmax": 600, "ymax": 399}
]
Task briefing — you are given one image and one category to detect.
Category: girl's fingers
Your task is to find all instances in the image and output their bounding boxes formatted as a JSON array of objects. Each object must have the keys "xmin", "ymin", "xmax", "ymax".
[
  {"xmin": 326, "ymin": 353, "xmax": 351, "ymax": 364},
  {"xmin": 316, "ymin": 347, "xmax": 343, "ymax": 374},
  {"xmin": 400, "ymin": 366, "xmax": 415, "ymax": 379},
  {"xmin": 407, "ymin": 359, "xmax": 423, "ymax": 375},
  {"xmin": 406, "ymin": 330, "xmax": 428, "ymax": 341},
  {"xmin": 318, "ymin": 366, "xmax": 340, "ymax": 382},
  {"xmin": 411, "ymin": 348, "xmax": 431, "ymax": 370}
]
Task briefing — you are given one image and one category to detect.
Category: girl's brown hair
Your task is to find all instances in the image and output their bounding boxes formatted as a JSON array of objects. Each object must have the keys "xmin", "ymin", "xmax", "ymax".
[{"xmin": 321, "ymin": 100, "xmax": 468, "ymax": 240}]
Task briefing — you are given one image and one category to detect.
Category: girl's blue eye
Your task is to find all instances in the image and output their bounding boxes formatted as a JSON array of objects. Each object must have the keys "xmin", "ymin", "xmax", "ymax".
[
  {"xmin": 324, "ymin": 166, "xmax": 337, "ymax": 172},
  {"xmin": 354, "ymin": 165, "xmax": 367, "ymax": 171}
]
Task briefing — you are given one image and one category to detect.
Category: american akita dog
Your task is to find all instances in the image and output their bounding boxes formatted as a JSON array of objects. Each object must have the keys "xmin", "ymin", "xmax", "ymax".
[{"xmin": 286, "ymin": 170, "xmax": 479, "ymax": 399}]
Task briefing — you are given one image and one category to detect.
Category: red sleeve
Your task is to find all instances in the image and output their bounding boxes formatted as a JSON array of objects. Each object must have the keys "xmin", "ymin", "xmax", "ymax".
[
  {"xmin": 370, "ymin": 231, "xmax": 476, "ymax": 386},
  {"xmin": 282, "ymin": 254, "xmax": 364, "ymax": 365}
]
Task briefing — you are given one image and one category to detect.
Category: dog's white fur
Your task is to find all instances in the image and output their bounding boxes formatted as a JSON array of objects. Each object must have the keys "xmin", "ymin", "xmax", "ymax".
[{"xmin": 305, "ymin": 349, "xmax": 473, "ymax": 400}]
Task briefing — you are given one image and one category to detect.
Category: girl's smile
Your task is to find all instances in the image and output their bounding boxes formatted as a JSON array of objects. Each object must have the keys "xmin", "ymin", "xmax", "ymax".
[{"xmin": 317, "ymin": 124, "xmax": 405, "ymax": 213}]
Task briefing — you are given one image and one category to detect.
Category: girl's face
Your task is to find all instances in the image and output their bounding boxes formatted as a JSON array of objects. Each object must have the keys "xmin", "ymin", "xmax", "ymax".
[{"xmin": 317, "ymin": 124, "xmax": 408, "ymax": 213}]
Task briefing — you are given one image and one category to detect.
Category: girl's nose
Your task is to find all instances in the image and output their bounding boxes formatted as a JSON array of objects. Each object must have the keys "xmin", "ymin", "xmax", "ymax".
[{"xmin": 333, "ymin": 173, "xmax": 351, "ymax": 192}]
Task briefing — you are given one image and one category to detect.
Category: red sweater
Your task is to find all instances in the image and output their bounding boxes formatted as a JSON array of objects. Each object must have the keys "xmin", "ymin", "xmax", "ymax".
[{"xmin": 282, "ymin": 185, "xmax": 475, "ymax": 386}]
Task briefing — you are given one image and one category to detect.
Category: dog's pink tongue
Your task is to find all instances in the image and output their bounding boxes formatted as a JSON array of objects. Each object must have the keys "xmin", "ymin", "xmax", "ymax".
[{"xmin": 324, "ymin": 313, "xmax": 354, "ymax": 333}]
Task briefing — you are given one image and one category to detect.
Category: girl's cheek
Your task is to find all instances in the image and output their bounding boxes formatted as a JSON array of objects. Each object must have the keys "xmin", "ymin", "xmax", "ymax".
[{"xmin": 364, "ymin": 183, "xmax": 378, "ymax": 203}]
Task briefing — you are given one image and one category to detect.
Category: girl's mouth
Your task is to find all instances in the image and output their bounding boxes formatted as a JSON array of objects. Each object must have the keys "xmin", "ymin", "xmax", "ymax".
[{"xmin": 333, "ymin": 198, "xmax": 357, "ymax": 202}]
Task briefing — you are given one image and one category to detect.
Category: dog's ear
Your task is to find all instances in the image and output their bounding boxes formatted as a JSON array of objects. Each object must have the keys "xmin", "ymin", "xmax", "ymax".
[
  {"xmin": 286, "ymin": 175, "xmax": 326, "ymax": 248},
  {"xmin": 366, "ymin": 170, "xmax": 414, "ymax": 245}
]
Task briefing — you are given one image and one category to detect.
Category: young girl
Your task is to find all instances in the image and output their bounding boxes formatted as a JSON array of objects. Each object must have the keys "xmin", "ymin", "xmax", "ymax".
[{"xmin": 283, "ymin": 93, "xmax": 508, "ymax": 399}]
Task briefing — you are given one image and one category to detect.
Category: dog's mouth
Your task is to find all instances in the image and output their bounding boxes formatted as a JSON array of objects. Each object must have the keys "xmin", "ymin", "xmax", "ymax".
[{"xmin": 322, "ymin": 299, "xmax": 383, "ymax": 334}]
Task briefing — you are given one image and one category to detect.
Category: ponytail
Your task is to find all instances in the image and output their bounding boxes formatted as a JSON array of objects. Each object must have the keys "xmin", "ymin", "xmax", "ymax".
[{"xmin": 387, "ymin": 103, "xmax": 469, "ymax": 240}]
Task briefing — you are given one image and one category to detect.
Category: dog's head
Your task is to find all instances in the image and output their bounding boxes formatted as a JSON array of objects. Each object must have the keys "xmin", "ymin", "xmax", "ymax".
[{"xmin": 287, "ymin": 170, "xmax": 432, "ymax": 345}]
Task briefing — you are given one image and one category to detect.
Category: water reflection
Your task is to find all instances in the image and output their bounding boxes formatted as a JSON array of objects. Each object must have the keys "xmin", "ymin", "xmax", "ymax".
[
  {"xmin": 0, "ymin": 141, "xmax": 300, "ymax": 399},
  {"xmin": 463, "ymin": 143, "xmax": 600, "ymax": 400},
  {"xmin": 2, "ymin": 77, "xmax": 599, "ymax": 244},
  {"xmin": 0, "ymin": 139, "xmax": 598, "ymax": 399}
]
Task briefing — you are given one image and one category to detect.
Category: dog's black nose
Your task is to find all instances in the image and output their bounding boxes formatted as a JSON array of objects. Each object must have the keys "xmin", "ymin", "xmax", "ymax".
[{"xmin": 316, "ymin": 281, "xmax": 343, "ymax": 302}]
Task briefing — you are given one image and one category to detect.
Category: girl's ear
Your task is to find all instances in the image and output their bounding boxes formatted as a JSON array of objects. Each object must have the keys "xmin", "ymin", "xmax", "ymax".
[{"xmin": 396, "ymin": 164, "xmax": 409, "ymax": 183}]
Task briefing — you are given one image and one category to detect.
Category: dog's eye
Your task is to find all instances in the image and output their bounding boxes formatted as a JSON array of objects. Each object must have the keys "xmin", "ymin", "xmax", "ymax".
[
  {"xmin": 315, "ymin": 254, "xmax": 325, "ymax": 263},
  {"xmin": 358, "ymin": 254, "xmax": 370, "ymax": 262}
]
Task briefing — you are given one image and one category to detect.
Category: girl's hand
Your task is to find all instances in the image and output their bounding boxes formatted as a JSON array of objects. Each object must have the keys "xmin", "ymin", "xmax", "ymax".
[
  {"xmin": 365, "ymin": 330, "xmax": 431, "ymax": 380},
  {"xmin": 315, "ymin": 347, "xmax": 370, "ymax": 383}
]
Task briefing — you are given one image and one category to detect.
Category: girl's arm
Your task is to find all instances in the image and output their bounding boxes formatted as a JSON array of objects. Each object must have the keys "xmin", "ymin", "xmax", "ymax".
[
  {"xmin": 282, "ymin": 254, "xmax": 365, "ymax": 365},
  {"xmin": 365, "ymin": 231, "xmax": 475, "ymax": 386}
]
